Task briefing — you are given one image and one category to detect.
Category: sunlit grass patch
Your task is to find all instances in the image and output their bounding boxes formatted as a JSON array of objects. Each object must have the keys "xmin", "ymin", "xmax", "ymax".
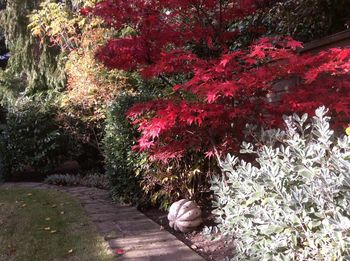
[{"xmin": 0, "ymin": 188, "xmax": 114, "ymax": 261}]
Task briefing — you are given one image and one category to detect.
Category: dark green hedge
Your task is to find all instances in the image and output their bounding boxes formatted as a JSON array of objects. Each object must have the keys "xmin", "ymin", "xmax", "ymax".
[
  {"xmin": 102, "ymin": 93, "xmax": 147, "ymax": 203},
  {"xmin": 0, "ymin": 98, "xmax": 69, "ymax": 178}
]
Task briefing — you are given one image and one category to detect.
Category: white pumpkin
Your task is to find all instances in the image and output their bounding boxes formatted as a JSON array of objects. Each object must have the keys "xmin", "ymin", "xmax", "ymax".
[{"xmin": 168, "ymin": 199, "xmax": 202, "ymax": 233}]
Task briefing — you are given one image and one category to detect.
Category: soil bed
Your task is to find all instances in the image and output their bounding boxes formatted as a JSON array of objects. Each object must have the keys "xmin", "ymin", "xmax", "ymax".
[{"xmin": 142, "ymin": 207, "xmax": 234, "ymax": 261}]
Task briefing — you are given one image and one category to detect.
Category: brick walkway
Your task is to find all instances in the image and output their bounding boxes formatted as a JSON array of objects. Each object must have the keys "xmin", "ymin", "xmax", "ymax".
[{"xmin": 0, "ymin": 182, "xmax": 205, "ymax": 261}]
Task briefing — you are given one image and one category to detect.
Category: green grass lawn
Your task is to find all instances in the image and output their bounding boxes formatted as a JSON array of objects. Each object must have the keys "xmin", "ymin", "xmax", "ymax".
[{"xmin": 0, "ymin": 188, "xmax": 115, "ymax": 261}]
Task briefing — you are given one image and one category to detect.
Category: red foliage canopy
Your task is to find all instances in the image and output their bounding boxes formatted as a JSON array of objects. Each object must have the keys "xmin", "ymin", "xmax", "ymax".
[{"xmin": 89, "ymin": 0, "xmax": 350, "ymax": 162}]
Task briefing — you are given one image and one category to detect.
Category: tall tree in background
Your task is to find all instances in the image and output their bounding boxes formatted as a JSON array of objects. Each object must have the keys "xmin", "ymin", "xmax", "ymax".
[{"xmin": 0, "ymin": 0, "xmax": 66, "ymax": 95}]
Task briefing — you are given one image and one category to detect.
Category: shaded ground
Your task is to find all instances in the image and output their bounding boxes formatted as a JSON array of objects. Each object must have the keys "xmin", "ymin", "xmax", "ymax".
[{"xmin": 0, "ymin": 187, "xmax": 113, "ymax": 261}]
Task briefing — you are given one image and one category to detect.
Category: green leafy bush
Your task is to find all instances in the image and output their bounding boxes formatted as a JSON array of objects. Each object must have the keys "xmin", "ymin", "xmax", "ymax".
[
  {"xmin": 212, "ymin": 107, "xmax": 350, "ymax": 260},
  {"xmin": 44, "ymin": 173, "xmax": 109, "ymax": 189},
  {"xmin": 103, "ymin": 93, "xmax": 146, "ymax": 203},
  {"xmin": 0, "ymin": 97, "xmax": 69, "ymax": 176}
]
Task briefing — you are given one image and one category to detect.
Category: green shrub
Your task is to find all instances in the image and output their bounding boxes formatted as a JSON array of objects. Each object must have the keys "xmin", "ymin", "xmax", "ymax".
[
  {"xmin": 0, "ymin": 97, "xmax": 69, "ymax": 176},
  {"xmin": 44, "ymin": 173, "xmax": 109, "ymax": 189},
  {"xmin": 103, "ymin": 93, "xmax": 146, "ymax": 203},
  {"xmin": 212, "ymin": 107, "xmax": 350, "ymax": 260}
]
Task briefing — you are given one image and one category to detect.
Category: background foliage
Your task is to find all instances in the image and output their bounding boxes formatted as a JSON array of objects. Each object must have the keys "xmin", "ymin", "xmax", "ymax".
[
  {"xmin": 0, "ymin": 0, "xmax": 68, "ymax": 179},
  {"xmin": 0, "ymin": 0, "xmax": 66, "ymax": 93},
  {"xmin": 0, "ymin": 0, "xmax": 113, "ymax": 178},
  {"xmin": 231, "ymin": 0, "xmax": 350, "ymax": 48},
  {"xmin": 0, "ymin": 97, "xmax": 69, "ymax": 176}
]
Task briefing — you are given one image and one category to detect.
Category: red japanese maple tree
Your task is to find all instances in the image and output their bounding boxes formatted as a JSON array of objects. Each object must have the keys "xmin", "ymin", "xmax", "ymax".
[{"xmin": 88, "ymin": 0, "xmax": 350, "ymax": 162}]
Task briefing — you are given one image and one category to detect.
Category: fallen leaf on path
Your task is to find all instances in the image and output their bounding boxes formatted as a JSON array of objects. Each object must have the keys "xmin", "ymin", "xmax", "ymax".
[
  {"xmin": 104, "ymin": 231, "xmax": 118, "ymax": 240},
  {"xmin": 115, "ymin": 249, "xmax": 125, "ymax": 255},
  {"xmin": 6, "ymin": 244, "xmax": 16, "ymax": 256}
]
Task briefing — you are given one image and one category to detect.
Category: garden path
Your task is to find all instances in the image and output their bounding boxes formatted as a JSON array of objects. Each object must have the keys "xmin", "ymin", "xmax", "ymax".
[{"xmin": 0, "ymin": 182, "xmax": 205, "ymax": 261}]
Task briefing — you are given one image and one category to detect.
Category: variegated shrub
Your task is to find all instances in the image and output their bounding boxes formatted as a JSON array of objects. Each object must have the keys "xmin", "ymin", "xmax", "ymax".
[{"xmin": 212, "ymin": 107, "xmax": 350, "ymax": 261}]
